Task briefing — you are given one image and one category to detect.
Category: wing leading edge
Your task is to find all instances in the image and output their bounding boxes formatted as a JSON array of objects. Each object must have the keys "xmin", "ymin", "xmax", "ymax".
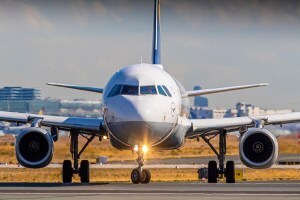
[
  {"xmin": 0, "ymin": 111, "xmax": 103, "ymax": 133},
  {"xmin": 187, "ymin": 112, "xmax": 300, "ymax": 138}
]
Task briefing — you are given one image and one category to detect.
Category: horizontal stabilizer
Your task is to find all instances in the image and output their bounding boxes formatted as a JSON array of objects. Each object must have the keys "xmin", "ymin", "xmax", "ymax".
[
  {"xmin": 46, "ymin": 83, "xmax": 104, "ymax": 93},
  {"xmin": 186, "ymin": 83, "xmax": 269, "ymax": 97}
]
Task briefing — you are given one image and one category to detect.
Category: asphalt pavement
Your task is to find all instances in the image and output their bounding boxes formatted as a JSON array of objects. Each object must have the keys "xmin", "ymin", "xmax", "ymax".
[{"xmin": 0, "ymin": 181, "xmax": 299, "ymax": 200}]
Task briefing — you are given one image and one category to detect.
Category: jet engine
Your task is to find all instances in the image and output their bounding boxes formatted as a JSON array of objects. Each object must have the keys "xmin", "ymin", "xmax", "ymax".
[
  {"xmin": 15, "ymin": 127, "xmax": 54, "ymax": 168},
  {"xmin": 239, "ymin": 128, "xmax": 278, "ymax": 169}
]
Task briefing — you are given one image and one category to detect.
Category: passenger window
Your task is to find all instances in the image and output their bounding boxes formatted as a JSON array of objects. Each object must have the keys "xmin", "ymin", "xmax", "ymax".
[
  {"xmin": 162, "ymin": 85, "xmax": 172, "ymax": 97},
  {"xmin": 108, "ymin": 85, "xmax": 122, "ymax": 98},
  {"xmin": 157, "ymin": 85, "xmax": 167, "ymax": 96},
  {"xmin": 121, "ymin": 85, "xmax": 139, "ymax": 95},
  {"xmin": 140, "ymin": 85, "xmax": 157, "ymax": 95}
]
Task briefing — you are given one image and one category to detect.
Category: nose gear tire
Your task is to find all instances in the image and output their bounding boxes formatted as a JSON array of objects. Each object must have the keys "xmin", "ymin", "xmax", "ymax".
[
  {"xmin": 131, "ymin": 168, "xmax": 141, "ymax": 184},
  {"xmin": 141, "ymin": 169, "xmax": 151, "ymax": 184}
]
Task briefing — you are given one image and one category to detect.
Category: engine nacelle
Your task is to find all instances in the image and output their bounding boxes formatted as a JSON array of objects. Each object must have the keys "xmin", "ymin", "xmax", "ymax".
[
  {"xmin": 239, "ymin": 128, "xmax": 278, "ymax": 169},
  {"xmin": 15, "ymin": 127, "xmax": 54, "ymax": 168}
]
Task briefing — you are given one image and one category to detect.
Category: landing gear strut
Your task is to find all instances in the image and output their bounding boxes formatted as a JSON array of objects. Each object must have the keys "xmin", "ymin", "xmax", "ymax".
[
  {"xmin": 62, "ymin": 130, "xmax": 95, "ymax": 183},
  {"xmin": 131, "ymin": 148, "xmax": 151, "ymax": 184},
  {"xmin": 201, "ymin": 129, "xmax": 235, "ymax": 183}
]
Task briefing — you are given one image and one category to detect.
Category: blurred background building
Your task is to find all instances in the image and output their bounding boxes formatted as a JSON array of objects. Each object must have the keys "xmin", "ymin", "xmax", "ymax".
[
  {"xmin": 0, "ymin": 87, "xmax": 40, "ymax": 113},
  {"xmin": 0, "ymin": 86, "xmax": 102, "ymax": 117}
]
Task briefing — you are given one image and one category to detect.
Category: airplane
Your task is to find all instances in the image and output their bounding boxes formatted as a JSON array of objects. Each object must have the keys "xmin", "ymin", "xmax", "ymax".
[{"xmin": 1, "ymin": 0, "xmax": 300, "ymax": 184}]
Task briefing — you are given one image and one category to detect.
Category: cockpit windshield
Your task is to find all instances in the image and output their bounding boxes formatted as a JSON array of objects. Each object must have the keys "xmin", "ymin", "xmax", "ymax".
[
  {"xmin": 121, "ymin": 85, "xmax": 139, "ymax": 95},
  {"xmin": 157, "ymin": 85, "xmax": 167, "ymax": 96},
  {"xmin": 107, "ymin": 84, "xmax": 172, "ymax": 98},
  {"xmin": 162, "ymin": 85, "xmax": 172, "ymax": 97},
  {"xmin": 108, "ymin": 84, "xmax": 122, "ymax": 98},
  {"xmin": 140, "ymin": 85, "xmax": 157, "ymax": 95}
]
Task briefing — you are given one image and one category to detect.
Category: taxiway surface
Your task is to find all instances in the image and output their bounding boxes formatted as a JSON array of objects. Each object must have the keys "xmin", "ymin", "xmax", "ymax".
[{"xmin": 0, "ymin": 181, "xmax": 299, "ymax": 200}]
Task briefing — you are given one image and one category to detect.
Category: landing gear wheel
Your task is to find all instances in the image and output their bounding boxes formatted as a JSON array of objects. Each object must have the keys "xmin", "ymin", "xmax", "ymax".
[
  {"xmin": 208, "ymin": 160, "xmax": 217, "ymax": 183},
  {"xmin": 62, "ymin": 160, "xmax": 73, "ymax": 183},
  {"xmin": 80, "ymin": 160, "xmax": 90, "ymax": 183},
  {"xmin": 225, "ymin": 161, "xmax": 235, "ymax": 183},
  {"xmin": 131, "ymin": 168, "xmax": 141, "ymax": 184},
  {"xmin": 141, "ymin": 169, "xmax": 151, "ymax": 184}
]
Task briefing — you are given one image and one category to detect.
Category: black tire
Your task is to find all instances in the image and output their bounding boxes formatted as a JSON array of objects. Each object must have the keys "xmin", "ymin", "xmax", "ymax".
[
  {"xmin": 131, "ymin": 168, "xmax": 141, "ymax": 184},
  {"xmin": 208, "ymin": 161, "xmax": 218, "ymax": 183},
  {"xmin": 225, "ymin": 161, "xmax": 235, "ymax": 183},
  {"xmin": 80, "ymin": 160, "xmax": 90, "ymax": 183},
  {"xmin": 62, "ymin": 160, "xmax": 73, "ymax": 183},
  {"xmin": 141, "ymin": 169, "xmax": 151, "ymax": 184}
]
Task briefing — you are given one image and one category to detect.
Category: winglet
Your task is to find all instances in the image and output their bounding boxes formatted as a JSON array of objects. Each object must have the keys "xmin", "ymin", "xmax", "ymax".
[
  {"xmin": 46, "ymin": 83, "xmax": 104, "ymax": 93},
  {"xmin": 186, "ymin": 83, "xmax": 269, "ymax": 97}
]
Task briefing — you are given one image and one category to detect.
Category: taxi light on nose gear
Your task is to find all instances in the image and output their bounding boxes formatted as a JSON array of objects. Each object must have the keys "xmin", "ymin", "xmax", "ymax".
[
  {"xmin": 142, "ymin": 145, "xmax": 148, "ymax": 153},
  {"xmin": 134, "ymin": 145, "xmax": 139, "ymax": 152},
  {"xmin": 103, "ymin": 135, "xmax": 108, "ymax": 140}
]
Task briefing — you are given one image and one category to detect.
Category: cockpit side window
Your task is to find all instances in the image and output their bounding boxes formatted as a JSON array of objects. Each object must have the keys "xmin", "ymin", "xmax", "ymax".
[
  {"xmin": 162, "ymin": 85, "xmax": 172, "ymax": 97},
  {"xmin": 157, "ymin": 85, "xmax": 167, "ymax": 96},
  {"xmin": 140, "ymin": 85, "xmax": 157, "ymax": 95},
  {"xmin": 121, "ymin": 85, "xmax": 139, "ymax": 95},
  {"xmin": 108, "ymin": 84, "xmax": 122, "ymax": 98}
]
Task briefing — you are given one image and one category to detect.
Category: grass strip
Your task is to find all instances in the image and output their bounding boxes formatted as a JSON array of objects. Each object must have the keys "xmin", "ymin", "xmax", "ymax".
[{"xmin": 0, "ymin": 168, "xmax": 299, "ymax": 183}]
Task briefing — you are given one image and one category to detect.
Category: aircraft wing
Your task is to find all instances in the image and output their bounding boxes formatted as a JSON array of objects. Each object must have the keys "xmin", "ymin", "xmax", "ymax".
[
  {"xmin": 46, "ymin": 83, "xmax": 104, "ymax": 93},
  {"xmin": 186, "ymin": 112, "xmax": 300, "ymax": 138},
  {"xmin": 185, "ymin": 83, "xmax": 269, "ymax": 97},
  {"xmin": 0, "ymin": 111, "xmax": 103, "ymax": 133}
]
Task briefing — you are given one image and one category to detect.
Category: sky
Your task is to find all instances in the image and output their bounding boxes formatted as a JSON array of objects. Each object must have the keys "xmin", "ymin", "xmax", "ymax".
[{"xmin": 0, "ymin": 0, "xmax": 300, "ymax": 111}]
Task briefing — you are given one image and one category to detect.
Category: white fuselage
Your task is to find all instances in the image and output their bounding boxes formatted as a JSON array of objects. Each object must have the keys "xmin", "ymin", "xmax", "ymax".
[{"xmin": 102, "ymin": 63, "xmax": 191, "ymax": 150}]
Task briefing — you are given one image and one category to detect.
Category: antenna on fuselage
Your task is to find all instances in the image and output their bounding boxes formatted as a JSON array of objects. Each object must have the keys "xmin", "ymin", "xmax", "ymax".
[{"xmin": 152, "ymin": 0, "xmax": 161, "ymax": 65}]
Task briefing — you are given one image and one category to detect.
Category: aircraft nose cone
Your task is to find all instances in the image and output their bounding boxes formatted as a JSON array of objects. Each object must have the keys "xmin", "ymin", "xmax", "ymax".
[
  {"xmin": 109, "ymin": 120, "xmax": 173, "ymax": 146},
  {"xmin": 106, "ymin": 96, "xmax": 174, "ymax": 146}
]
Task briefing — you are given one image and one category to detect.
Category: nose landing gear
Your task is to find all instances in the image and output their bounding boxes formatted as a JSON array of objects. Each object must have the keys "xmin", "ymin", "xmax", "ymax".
[{"xmin": 131, "ymin": 147, "xmax": 151, "ymax": 184}]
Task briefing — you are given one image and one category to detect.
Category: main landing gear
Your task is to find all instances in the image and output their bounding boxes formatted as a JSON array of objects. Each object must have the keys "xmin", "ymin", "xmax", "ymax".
[
  {"xmin": 62, "ymin": 130, "xmax": 95, "ymax": 183},
  {"xmin": 200, "ymin": 129, "xmax": 235, "ymax": 183},
  {"xmin": 131, "ymin": 146, "xmax": 151, "ymax": 184}
]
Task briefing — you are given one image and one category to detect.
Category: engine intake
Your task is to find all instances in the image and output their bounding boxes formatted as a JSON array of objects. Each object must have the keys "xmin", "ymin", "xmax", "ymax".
[
  {"xmin": 239, "ymin": 128, "xmax": 278, "ymax": 169},
  {"xmin": 15, "ymin": 128, "xmax": 54, "ymax": 168}
]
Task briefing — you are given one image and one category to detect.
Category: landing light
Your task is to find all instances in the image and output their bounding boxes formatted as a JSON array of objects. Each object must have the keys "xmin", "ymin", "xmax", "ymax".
[
  {"xmin": 103, "ymin": 135, "xmax": 108, "ymax": 140},
  {"xmin": 142, "ymin": 145, "xmax": 148, "ymax": 153},
  {"xmin": 134, "ymin": 145, "xmax": 139, "ymax": 152}
]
